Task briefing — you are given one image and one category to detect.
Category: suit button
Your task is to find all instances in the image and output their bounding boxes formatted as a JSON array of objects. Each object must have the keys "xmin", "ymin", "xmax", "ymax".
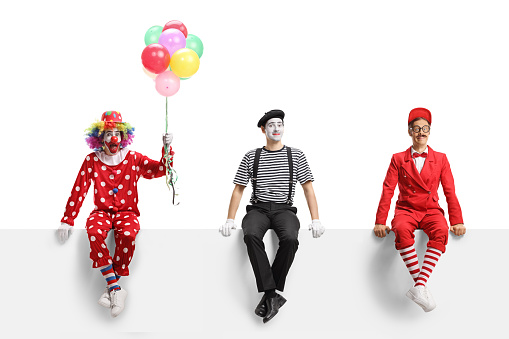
[
  {"xmin": 413, "ymin": 191, "xmax": 416, "ymax": 193},
  {"xmin": 408, "ymin": 185, "xmax": 412, "ymax": 187},
  {"xmin": 428, "ymin": 191, "xmax": 431, "ymax": 194}
]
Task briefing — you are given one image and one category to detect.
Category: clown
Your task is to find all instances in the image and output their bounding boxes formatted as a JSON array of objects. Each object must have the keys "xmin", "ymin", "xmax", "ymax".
[
  {"xmin": 58, "ymin": 111, "xmax": 174, "ymax": 317},
  {"xmin": 220, "ymin": 109, "xmax": 325, "ymax": 323},
  {"xmin": 374, "ymin": 108, "xmax": 466, "ymax": 312}
]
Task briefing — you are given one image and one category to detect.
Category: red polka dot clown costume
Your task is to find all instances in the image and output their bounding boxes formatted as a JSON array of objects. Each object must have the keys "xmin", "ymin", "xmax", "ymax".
[{"xmin": 58, "ymin": 111, "xmax": 174, "ymax": 317}]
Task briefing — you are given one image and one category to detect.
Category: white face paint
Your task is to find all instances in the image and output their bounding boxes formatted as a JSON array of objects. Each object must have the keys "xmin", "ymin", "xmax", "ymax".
[
  {"xmin": 103, "ymin": 128, "xmax": 122, "ymax": 155},
  {"xmin": 264, "ymin": 118, "xmax": 284, "ymax": 141}
]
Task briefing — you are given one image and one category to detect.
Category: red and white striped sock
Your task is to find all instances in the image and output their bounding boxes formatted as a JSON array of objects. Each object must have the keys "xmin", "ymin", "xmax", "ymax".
[
  {"xmin": 398, "ymin": 245, "xmax": 420, "ymax": 282},
  {"xmin": 415, "ymin": 247, "xmax": 442, "ymax": 287}
]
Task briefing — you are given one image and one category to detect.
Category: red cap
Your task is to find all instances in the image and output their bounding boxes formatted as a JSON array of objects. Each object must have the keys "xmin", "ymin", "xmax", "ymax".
[
  {"xmin": 101, "ymin": 111, "xmax": 123, "ymax": 123},
  {"xmin": 408, "ymin": 108, "xmax": 432, "ymax": 125}
]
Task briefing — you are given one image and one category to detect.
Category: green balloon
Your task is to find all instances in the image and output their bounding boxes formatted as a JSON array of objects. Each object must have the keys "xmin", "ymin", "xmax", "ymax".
[
  {"xmin": 144, "ymin": 25, "xmax": 163, "ymax": 46},
  {"xmin": 186, "ymin": 34, "xmax": 204, "ymax": 58}
]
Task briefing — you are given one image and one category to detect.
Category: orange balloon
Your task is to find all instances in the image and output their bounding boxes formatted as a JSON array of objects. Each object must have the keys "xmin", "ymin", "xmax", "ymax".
[{"xmin": 169, "ymin": 48, "xmax": 200, "ymax": 78}]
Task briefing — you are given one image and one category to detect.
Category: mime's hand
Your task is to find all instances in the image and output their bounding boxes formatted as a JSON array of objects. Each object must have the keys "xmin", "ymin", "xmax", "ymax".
[
  {"xmin": 374, "ymin": 224, "xmax": 391, "ymax": 238},
  {"xmin": 219, "ymin": 219, "xmax": 237, "ymax": 237},
  {"xmin": 309, "ymin": 220, "xmax": 325, "ymax": 238},
  {"xmin": 58, "ymin": 223, "xmax": 74, "ymax": 243},
  {"xmin": 450, "ymin": 223, "xmax": 466, "ymax": 236}
]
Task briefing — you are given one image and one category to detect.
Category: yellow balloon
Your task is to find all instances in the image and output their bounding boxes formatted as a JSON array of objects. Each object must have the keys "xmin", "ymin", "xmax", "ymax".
[{"xmin": 170, "ymin": 48, "xmax": 200, "ymax": 78}]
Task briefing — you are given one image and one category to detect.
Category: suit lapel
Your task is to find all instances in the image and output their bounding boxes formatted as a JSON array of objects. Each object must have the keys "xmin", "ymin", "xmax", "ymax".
[
  {"xmin": 402, "ymin": 147, "xmax": 429, "ymax": 191},
  {"xmin": 419, "ymin": 146, "xmax": 436, "ymax": 188}
]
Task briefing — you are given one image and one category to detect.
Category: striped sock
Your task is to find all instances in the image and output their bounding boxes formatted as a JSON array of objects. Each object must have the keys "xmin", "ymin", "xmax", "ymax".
[
  {"xmin": 99, "ymin": 265, "xmax": 121, "ymax": 291},
  {"xmin": 415, "ymin": 247, "xmax": 442, "ymax": 287},
  {"xmin": 398, "ymin": 245, "xmax": 420, "ymax": 282}
]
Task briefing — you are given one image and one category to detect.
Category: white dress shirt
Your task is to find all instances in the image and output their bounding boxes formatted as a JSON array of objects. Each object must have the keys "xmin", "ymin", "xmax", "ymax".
[{"xmin": 411, "ymin": 147, "xmax": 428, "ymax": 173}]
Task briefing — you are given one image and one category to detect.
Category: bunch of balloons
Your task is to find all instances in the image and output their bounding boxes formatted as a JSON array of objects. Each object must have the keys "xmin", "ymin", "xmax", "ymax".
[{"xmin": 141, "ymin": 20, "xmax": 203, "ymax": 97}]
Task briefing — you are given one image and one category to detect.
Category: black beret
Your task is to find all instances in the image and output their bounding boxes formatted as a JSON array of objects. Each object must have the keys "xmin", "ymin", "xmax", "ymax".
[{"xmin": 257, "ymin": 109, "xmax": 285, "ymax": 127}]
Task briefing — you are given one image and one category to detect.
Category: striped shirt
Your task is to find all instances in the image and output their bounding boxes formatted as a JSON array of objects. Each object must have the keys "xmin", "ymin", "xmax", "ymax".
[{"xmin": 233, "ymin": 146, "xmax": 314, "ymax": 205}]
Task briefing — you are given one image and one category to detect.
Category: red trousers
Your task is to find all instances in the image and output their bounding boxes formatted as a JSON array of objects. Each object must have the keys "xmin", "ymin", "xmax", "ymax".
[
  {"xmin": 391, "ymin": 209, "xmax": 449, "ymax": 253},
  {"xmin": 86, "ymin": 210, "xmax": 140, "ymax": 276}
]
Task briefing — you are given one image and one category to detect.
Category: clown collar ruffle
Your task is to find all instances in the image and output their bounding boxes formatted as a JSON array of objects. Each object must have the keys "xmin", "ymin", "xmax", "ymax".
[{"xmin": 94, "ymin": 148, "xmax": 130, "ymax": 166}]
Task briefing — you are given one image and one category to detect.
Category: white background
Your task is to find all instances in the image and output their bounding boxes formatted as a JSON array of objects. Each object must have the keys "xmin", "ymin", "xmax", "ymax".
[{"xmin": 1, "ymin": 0, "xmax": 508, "ymax": 230}]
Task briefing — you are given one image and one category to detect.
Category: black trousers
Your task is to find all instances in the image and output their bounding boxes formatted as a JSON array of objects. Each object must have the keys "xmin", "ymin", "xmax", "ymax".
[{"xmin": 242, "ymin": 202, "xmax": 300, "ymax": 292}]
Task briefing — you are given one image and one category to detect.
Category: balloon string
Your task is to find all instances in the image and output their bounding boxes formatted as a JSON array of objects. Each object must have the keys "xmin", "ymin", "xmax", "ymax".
[{"xmin": 164, "ymin": 96, "xmax": 179, "ymax": 205}]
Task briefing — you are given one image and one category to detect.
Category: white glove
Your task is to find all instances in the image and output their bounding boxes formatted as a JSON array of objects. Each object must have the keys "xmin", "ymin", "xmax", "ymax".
[
  {"xmin": 309, "ymin": 220, "xmax": 325, "ymax": 238},
  {"xmin": 58, "ymin": 223, "xmax": 74, "ymax": 243},
  {"xmin": 219, "ymin": 219, "xmax": 237, "ymax": 237},
  {"xmin": 162, "ymin": 133, "xmax": 173, "ymax": 148}
]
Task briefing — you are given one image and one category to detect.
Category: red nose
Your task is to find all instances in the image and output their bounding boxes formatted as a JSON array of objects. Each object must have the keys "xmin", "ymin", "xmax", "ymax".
[{"xmin": 111, "ymin": 136, "xmax": 118, "ymax": 143}]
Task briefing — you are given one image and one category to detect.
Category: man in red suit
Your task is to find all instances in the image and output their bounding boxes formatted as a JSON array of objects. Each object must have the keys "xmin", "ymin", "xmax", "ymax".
[{"xmin": 374, "ymin": 107, "xmax": 466, "ymax": 312}]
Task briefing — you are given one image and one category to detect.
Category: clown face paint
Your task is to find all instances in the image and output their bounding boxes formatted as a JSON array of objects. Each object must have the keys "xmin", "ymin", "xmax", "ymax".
[
  {"xmin": 104, "ymin": 128, "xmax": 122, "ymax": 155},
  {"xmin": 264, "ymin": 118, "xmax": 284, "ymax": 141}
]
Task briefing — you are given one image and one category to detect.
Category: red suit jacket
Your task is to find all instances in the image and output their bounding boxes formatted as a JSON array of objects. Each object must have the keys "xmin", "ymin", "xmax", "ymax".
[{"xmin": 375, "ymin": 146, "xmax": 463, "ymax": 226}]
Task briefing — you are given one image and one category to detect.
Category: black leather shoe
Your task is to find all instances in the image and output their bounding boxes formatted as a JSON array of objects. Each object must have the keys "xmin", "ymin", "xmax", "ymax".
[
  {"xmin": 254, "ymin": 294, "xmax": 267, "ymax": 317},
  {"xmin": 255, "ymin": 293, "xmax": 287, "ymax": 318},
  {"xmin": 262, "ymin": 294, "xmax": 287, "ymax": 323}
]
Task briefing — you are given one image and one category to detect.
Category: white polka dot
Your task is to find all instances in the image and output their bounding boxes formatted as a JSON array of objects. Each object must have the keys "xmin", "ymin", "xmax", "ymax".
[
  {"xmin": 89, "ymin": 225, "xmax": 93, "ymax": 229},
  {"xmin": 125, "ymin": 175, "xmax": 130, "ymax": 180},
  {"xmin": 101, "ymin": 166, "xmax": 106, "ymax": 170},
  {"xmin": 134, "ymin": 198, "xmax": 136, "ymax": 202},
  {"xmin": 84, "ymin": 181, "xmax": 87, "ymax": 186},
  {"xmin": 64, "ymin": 216, "xmax": 68, "ymax": 220},
  {"xmin": 134, "ymin": 182, "xmax": 136, "ymax": 186},
  {"xmin": 95, "ymin": 189, "xmax": 98, "ymax": 194},
  {"xmin": 122, "ymin": 264, "xmax": 126, "ymax": 269},
  {"xmin": 136, "ymin": 166, "xmax": 140, "ymax": 171},
  {"xmin": 69, "ymin": 201, "xmax": 75, "ymax": 206},
  {"xmin": 81, "ymin": 171, "xmax": 85, "ymax": 176},
  {"xmin": 123, "ymin": 160, "xmax": 128, "ymax": 165},
  {"xmin": 109, "ymin": 190, "xmax": 113, "ymax": 195},
  {"xmin": 90, "ymin": 217, "xmax": 94, "ymax": 220},
  {"xmin": 134, "ymin": 220, "xmax": 138, "ymax": 224},
  {"xmin": 127, "ymin": 190, "xmax": 132, "ymax": 195},
  {"xmin": 147, "ymin": 170, "xmax": 152, "ymax": 174},
  {"xmin": 86, "ymin": 156, "xmax": 90, "ymax": 161},
  {"xmin": 152, "ymin": 175, "xmax": 155, "ymax": 178},
  {"xmin": 117, "ymin": 170, "xmax": 121, "ymax": 174},
  {"xmin": 79, "ymin": 197, "xmax": 82, "ymax": 202},
  {"xmin": 75, "ymin": 186, "xmax": 80, "ymax": 192},
  {"xmin": 121, "ymin": 199, "xmax": 125, "ymax": 204},
  {"xmin": 134, "ymin": 155, "xmax": 137, "ymax": 159},
  {"xmin": 94, "ymin": 262, "xmax": 97, "ymax": 267},
  {"xmin": 97, "ymin": 221, "xmax": 102, "ymax": 225},
  {"xmin": 108, "ymin": 259, "xmax": 112, "ymax": 264},
  {"xmin": 88, "ymin": 168, "xmax": 92, "ymax": 173},
  {"xmin": 90, "ymin": 249, "xmax": 92, "ymax": 252},
  {"xmin": 100, "ymin": 197, "xmax": 105, "ymax": 202},
  {"xmin": 98, "ymin": 229, "xmax": 102, "ymax": 234},
  {"xmin": 101, "ymin": 244, "xmax": 106, "ymax": 248},
  {"xmin": 84, "ymin": 192, "xmax": 87, "ymax": 197},
  {"xmin": 106, "ymin": 220, "xmax": 110, "ymax": 224},
  {"xmin": 132, "ymin": 166, "xmax": 136, "ymax": 170},
  {"xmin": 94, "ymin": 205, "xmax": 98, "ymax": 210},
  {"xmin": 144, "ymin": 160, "xmax": 148, "ymax": 165},
  {"xmin": 132, "ymin": 241, "xmax": 135, "ymax": 245},
  {"xmin": 128, "ymin": 256, "xmax": 131, "ymax": 260},
  {"xmin": 72, "ymin": 212, "xmax": 76, "ymax": 216},
  {"xmin": 130, "ymin": 151, "xmax": 135, "ymax": 155},
  {"xmin": 159, "ymin": 166, "xmax": 164, "ymax": 171},
  {"xmin": 99, "ymin": 214, "xmax": 103, "ymax": 217},
  {"xmin": 125, "ymin": 222, "xmax": 130, "ymax": 226},
  {"xmin": 91, "ymin": 236, "xmax": 96, "ymax": 241},
  {"xmin": 117, "ymin": 221, "xmax": 122, "ymax": 225},
  {"xmin": 120, "ymin": 240, "xmax": 122, "ymax": 244},
  {"xmin": 124, "ymin": 231, "xmax": 130, "ymax": 236},
  {"xmin": 118, "ymin": 184, "xmax": 123, "ymax": 189},
  {"xmin": 94, "ymin": 172, "xmax": 98, "ymax": 177},
  {"xmin": 109, "ymin": 206, "xmax": 113, "ymax": 209},
  {"xmin": 98, "ymin": 253, "xmax": 103, "ymax": 258},
  {"xmin": 94, "ymin": 157, "xmax": 98, "ymax": 161},
  {"xmin": 124, "ymin": 215, "xmax": 129, "ymax": 218},
  {"xmin": 101, "ymin": 182, "xmax": 106, "ymax": 187},
  {"xmin": 116, "ymin": 256, "xmax": 120, "ymax": 261},
  {"xmin": 123, "ymin": 248, "xmax": 128, "ymax": 253},
  {"xmin": 128, "ymin": 207, "xmax": 132, "ymax": 210}
]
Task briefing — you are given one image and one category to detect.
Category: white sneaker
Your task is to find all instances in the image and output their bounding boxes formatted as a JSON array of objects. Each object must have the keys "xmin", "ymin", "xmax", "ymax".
[
  {"xmin": 406, "ymin": 285, "xmax": 435, "ymax": 312},
  {"xmin": 424, "ymin": 286, "xmax": 436, "ymax": 312},
  {"xmin": 98, "ymin": 287, "xmax": 111, "ymax": 308},
  {"xmin": 110, "ymin": 288, "xmax": 128, "ymax": 318}
]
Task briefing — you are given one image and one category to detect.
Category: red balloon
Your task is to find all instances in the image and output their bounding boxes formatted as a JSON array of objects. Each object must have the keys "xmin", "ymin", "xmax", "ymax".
[
  {"xmin": 141, "ymin": 44, "xmax": 170, "ymax": 74},
  {"xmin": 163, "ymin": 20, "xmax": 188, "ymax": 38}
]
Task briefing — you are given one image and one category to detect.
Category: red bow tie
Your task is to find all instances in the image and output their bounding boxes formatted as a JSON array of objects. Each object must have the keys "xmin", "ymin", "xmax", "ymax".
[{"xmin": 413, "ymin": 152, "xmax": 427, "ymax": 158}]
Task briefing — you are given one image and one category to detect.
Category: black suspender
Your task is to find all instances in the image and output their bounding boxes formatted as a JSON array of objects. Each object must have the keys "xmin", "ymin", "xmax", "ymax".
[
  {"xmin": 252, "ymin": 146, "xmax": 293, "ymax": 205},
  {"xmin": 286, "ymin": 146, "xmax": 293, "ymax": 204},
  {"xmin": 252, "ymin": 148, "xmax": 262, "ymax": 203}
]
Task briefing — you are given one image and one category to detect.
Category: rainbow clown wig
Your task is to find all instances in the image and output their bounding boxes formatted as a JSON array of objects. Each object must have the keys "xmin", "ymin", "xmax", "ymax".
[{"xmin": 84, "ymin": 111, "xmax": 135, "ymax": 151}]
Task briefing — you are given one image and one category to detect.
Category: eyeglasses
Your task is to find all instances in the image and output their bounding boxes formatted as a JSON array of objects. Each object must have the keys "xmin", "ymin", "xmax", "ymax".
[{"xmin": 409, "ymin": 125, "xmax": 430, "ymax": 133}]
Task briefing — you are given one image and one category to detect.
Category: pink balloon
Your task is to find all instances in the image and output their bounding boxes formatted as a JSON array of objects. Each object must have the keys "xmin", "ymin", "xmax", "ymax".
[
  {"xmin": 158, "ymin": 29, "xmax": 186, "ymax": 57},
  {"xmin": 155, "ymin": 71, "xmax": 180, "ymax": 97}
]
